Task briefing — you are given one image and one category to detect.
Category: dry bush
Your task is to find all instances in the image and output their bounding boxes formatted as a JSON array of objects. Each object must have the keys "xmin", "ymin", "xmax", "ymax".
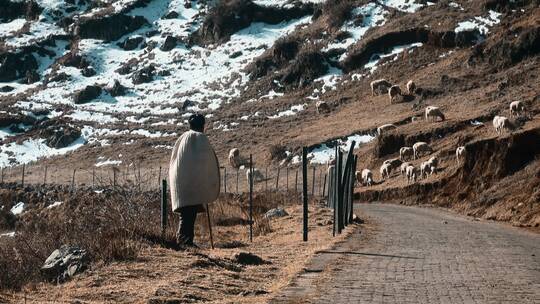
[
  {"xmin": 322, "ymin": 0, "xmax": 352, "ymax": 29},
  {"xmin": 269, "ymin": 144, "xmax": 287, "ymax": 160}
]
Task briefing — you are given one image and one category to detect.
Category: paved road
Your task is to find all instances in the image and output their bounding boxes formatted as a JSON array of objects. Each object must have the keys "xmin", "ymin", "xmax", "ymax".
[{"xmin": 272, "ymin": 203, "xmax": 540, "ymax": 303}]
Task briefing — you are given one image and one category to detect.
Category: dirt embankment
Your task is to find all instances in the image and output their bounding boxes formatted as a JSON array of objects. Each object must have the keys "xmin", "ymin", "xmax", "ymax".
[{"xmin": 358, "ymin": 128, "xmax": 540, "ymax": 227}]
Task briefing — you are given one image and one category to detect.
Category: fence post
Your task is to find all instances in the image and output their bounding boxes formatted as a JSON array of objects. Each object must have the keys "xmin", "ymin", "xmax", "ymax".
[
  {"xmin": 0, "ymin": 167, "xmax": 3, "ymax": 184},
  {"xmin": 295, "ymin": 169, "xmax": 298, "ymax": 193},
  {"xmin": 349, "ymin": 155, "xmax": 358, "ymax": 224},
  {"xmin": 249, "ymin": 154, "xmax": 253, "ymax": 242},
  {"xmin": 158, "ymin": 166, "xmax": 162, "ymax": 190},
  {"xmin": 71, "ymin": 169, "xmax": 76, "ymax": 192},
  {"xmin": 286, "ymin": 167, "xmax": 289, "ymax": 191},
  {"xmin": 275, "ymin": 167, "xmax": 280, "ymax": 191},
  {"xmin": 224, "ymin": 167, "xmax": 227, "ymax": 194},
  {"xmin": 265, "ymin": 167, "xmax": 268, "ymax": 191},
  {"xmin": 302, "ymin": 147, "xmax": 308, "ymax": 242},
  {"xmin": 322, "ymin": 173, "xmax": 327, "ymax": 198},
  {"xmin": 21, "ymin": 164, "xmax": 25, "ymax": 187},
  {"xmin": 336, "ymin": 150, "xmax": 343, "ymax": 234},
  {"xmin": 43, "ymin": 165, "xmax": 48, "ymax": 185},
  {"xmin": 161, "ymin": 179, "xmax": 167, "ymax": 235},
  {"xmin": 236, "ymin": 168, "xmax": 239, "ymax": 193},
  {"xmin": 138, "ymin": 165, "xmax": 141, "ymax": 192},
  {"xmin": 311, "ymin": 166, "xmax": 316, "ymax": 196},
  {"xmin": 92, "ymin": 168, "xmax": 95, "ymax": 189},
  {"xmin": 113, "ymin": 167, "xmax": 117, "ymax": 189}
]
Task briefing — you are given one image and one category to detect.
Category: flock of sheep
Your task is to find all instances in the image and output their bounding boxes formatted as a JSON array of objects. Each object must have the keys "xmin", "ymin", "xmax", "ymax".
[
  {"xmin": 229, "ymin": 79, "xmax": 528, "ymax": 190},
  {"xmin": 352, "ymin": 79, "xmax": 528, "ymax": 187}
]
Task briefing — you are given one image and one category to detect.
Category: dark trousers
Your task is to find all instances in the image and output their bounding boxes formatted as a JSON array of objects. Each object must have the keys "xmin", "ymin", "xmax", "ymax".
[{"xmin": 176, "ymin": 205, "xmax": 199, "ymax": 246}]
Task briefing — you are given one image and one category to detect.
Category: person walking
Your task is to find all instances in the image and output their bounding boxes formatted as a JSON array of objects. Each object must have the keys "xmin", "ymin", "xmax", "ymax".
[{"xmin": 169, "ymin": 114, "xmax": 220, "ymax": 247}]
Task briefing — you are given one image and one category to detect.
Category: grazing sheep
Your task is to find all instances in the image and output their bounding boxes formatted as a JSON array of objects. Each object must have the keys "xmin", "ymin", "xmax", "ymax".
[
  {"xmin": 316, "ymin": 101, "xmax": 330, "ymax": 114},
  {"xmin": 228, "ymin": 148, "xmax": 241, "ymax": 168},
  {"xmin": 361, "ymin": 169, "xmax": 373, "ymax": 186},
  {"xmin": 377, "ymin": 123, "xmax": 397, "ymax": 135},
  {"xmin": 425, "ymin": 106, "xmax": 445, "ymax": 122},
  {"xmin": 428, "ymin": 156, "xmax": 438, "ymax": 171},
  {"xmin": 413, "ymin": 142, "xmax": 432, "ymax": 159},
  {"xmin": 510, "ymin": 100, "xmax": 526, "ymax": 117},
  {"xmin": 380, "ymin": 162, "xmax": 392, "ymax": 180},
  {"xmin": 382, "ymin": 158, "xmax": 403, "ymax": 178},
  {"xmin": 420, "ymin": 161, "xmax": 433, "ymax": 179},
  {"xmin": 400, "ymin": 162, "xmax": 411, "ymax": 176},
  {"xmin": 246, "ymin": 168, "xmax": 264, "ymax": 184},
  {"xmin": 493, "ymin": 115, "xmax": 512, "ymax": 135},
  {"xmin": 388, "ymin": 85, "xmax": 401, "ymax": 104},
  {"xmin": 406, "ymin": 165, "xmax": 417, "ymax": 184},
  {"xmin": 370, "ymin": 79, "xmax": 393, "ymax": 96},
  {"xmin": 399, "ymin": 147, "xmax": 414, "ymax": 161},
  {"xmin": 455, "ymin": 146, "xmax": 466, "ymax": 165},
  {"xmin": 406, "ymin": 80, "xmax": 416, "ymax": 95}
]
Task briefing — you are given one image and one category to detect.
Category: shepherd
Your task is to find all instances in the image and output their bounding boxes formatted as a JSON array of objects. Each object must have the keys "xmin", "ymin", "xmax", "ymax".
[{"xmin": 169, "ymin": 114, "xmax": 220, "ymax": 247}]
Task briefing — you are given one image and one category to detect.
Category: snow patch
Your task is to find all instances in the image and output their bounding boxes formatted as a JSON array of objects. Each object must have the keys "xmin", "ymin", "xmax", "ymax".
[
  {"xmin": 10, "ymin": 202, "xmax": 25, "ymax": 215},
  {"xmin": 455, "ymin": 10, "xmax": 503, "ymax": 35}
]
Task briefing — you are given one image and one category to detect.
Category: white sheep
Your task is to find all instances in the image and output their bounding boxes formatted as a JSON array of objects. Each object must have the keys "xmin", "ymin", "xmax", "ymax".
[
  {"xmin": 413, "ymin": 142, "xmax": 432, "ymax": 159},
  {"xmin": 493, "ymin": 115, "xmax": 512, "ymax": 135},
  {"xmin": 361, "ymin": 169, "xmax": 373, "ymax": 186},
  {"xmin": 399, "ymin": 147, "xmax": 414, "ymax": 161},
  {"xmin": 420, "ymin": 161, "xmax": 432, "ymax": 179},
  {"xmin": 316, "ymin": 101, "xmax": 330, "ymax": 114},
  {"xmin": 406, "ymin": 80, "xmax": 416, "ymax": 95},
  {"xmin": 380, "ymin": 163, "xmax": 392, "ymax": 180},
  {"xmin": 400, "ymin": 162, "xmax": 410, "ymax": 176},
  {"xmin": 377, "ymin": 123, "xmax": 397, "ymax": 135},
  {"xmin": 455, "ymin": 146, "xmax": 466, "ymax": 166},
  {"xmin": 246, "ymin": 168, "xmax": 264, "ymax": 184},
  {"xmin": 425, "ymin": 106, "xmax": 446, "ymax": 122},
  {"xmin": 382, "ymin": 158, "xmax": 402, "ymax": 178},
  {"xmin": 406, "ymin": 165, "xmax": 417, "ymax": 184},
  {"xmin": 370, "ymin": 79, "xmax": 393, "ymax": 96},
  {"xmin": 228, "ymin": 148, "xmax": 241, "ymax": 168},
  {"xmin": 388, "ymin": 85, "xmax": 401, "ymax": 104},
  {"xmin": 510, "ymin": 100, "xmax": 526, "ymax": 117}
]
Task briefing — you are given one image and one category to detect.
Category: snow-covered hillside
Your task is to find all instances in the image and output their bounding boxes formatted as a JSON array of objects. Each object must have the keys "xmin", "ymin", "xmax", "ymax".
[{"xmin": 0, "ymin": 0, "xmax": 506, "ymax": 167}]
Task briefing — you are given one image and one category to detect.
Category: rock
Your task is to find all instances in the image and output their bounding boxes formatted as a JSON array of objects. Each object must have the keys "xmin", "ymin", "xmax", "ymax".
[
  {"xmin": 118, "ymin": 36, "xmax": 144, "ymax": 51},
  {"xmin": 181, "ymin": 99, "xmax": 194, "ymax": 111},
  {"xmin": 233, "ymin": 252, "xmax": 269, "ymax": 265},
  {"xmin": 23, "ymin": 70, "xmax": 40, "ymax": 84},
  {"xmin": 47, "ymin": 72, "xmax": 71, "ymax": 83},
  {"xmin": 60, "ymin": 53, "xmax": 90, "ymax": 69},
  {"xmin": 73, "ymin": 85, "xmax": 102, "ymax": 104},
  {"xmin": 81, "ymin": 66, "xmax": 96, "ymax": 77},
  {"xmin": 157, "ymin": 69, "xmax": 171, "ymax": 77},
  {"xmin": 1, "ymin": 85, "xmax": 14, "ymax": 92},
  {"xmin": 160, "ymin": 36, "xmax": 177, "ymax": 52},
  {"xmin": 351, "ymin": 214, "xmax": 364, "ymax": 224},
  {"xmin": 41, "ymin": 245, "xmax": 88, "ymax": 283},
  {"xmin": 162, "ymin": 11, "xmax": 179, "ymax": 19},
  {"xmin": 78, "ymin": 14, "xmax": 148, "ymax": 42},
  {"xmin": 0, "ymin": 53, "xmax": 38, "ymax": 82},
  {"xmin": 39, "ymin": 120, "xmax": 82, "ymax": 148},
  {"xmin": 264, "ymin": 207, "xmax": 288, "ymax": 219},
  {"xmin": 183, "ymin": 0, "xmax": 192, "ymax": 9},
  {"xmin": 131, "ymin": 66, "xmax": 155, "ymax": 84},
  {"xmin": 106, "ymin": 80, "xmax": 126, "ymax": 97},
  {"xmin": 229, "ymin": 51, "xmax": 242, "ymax": 58}
]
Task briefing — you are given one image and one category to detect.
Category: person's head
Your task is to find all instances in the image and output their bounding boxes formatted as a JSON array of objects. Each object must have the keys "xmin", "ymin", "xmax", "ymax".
[{"xmin": 188, "ymin": 113, "xmax": 205, "ymax": 132}]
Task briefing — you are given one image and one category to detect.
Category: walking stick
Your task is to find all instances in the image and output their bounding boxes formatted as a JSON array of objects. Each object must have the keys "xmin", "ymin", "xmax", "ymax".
[{"xmin": 206, "ymin": 205, "xmax": 214, "ymax": 249}]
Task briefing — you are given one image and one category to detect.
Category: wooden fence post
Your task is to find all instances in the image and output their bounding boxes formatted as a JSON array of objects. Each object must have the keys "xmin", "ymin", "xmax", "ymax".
[
  {"xmin": 43, "ymin": 165, "xmax": 48, "ymax": 185},
  {"xmin": 249, "ymin": 154, "xmax": 254, "ymax": 242},
  {"xmin": 322, "ymin": 173, "xmax": 327, "ymax": 198},
  {"xmin": 138, "ymin": 165, "xmax": 141, "ymax": 192},
  {"xmin": 157, "ymin": 166, "xmax": 162, "ymax": 190},
  {"xmin": 71, "ymin": 169, "xmax": 76, "ymax": 192},
  {"xmin": 0, "ymin": 167, "xmax": 4, "ymax": 184},
  {"xmin": 336, "ymin": 150, "xmax": 343, "ymax": 234},
  {"xmin": 302, "ymin": 147, "xmax": 308, "ymax": 242},
  {"xmin": 224, "ymin": 167, "xmax": 227, "ymax": 194},
  {"xmin": 92, "ymin": 168, "xmax": 95, "ymax": 189},
  {"xmin": 113, "ymin": 168, "xmax": 117, "ymax": 189},
  {"xmin": 295, "ymin": 169, "xmax": 298, "ymax": 193},
  {"xmin": 21, "ymin": 164, "xmax": 25, "ymax": 187},
  {"xmin": 275, "ymin": 167, "xmax": 280, "ymax": 191},
  {"xmin": 286, "ymin": 167, "xmax": 289, "ymax": 191},
  {"xmin": 311, "ymin": 166, "xmax": 316, "ymax": 196},
  {"xmin": 319, "ymin": 169, "xmax": 323, "ymax": 196},
  {"xmin": 236, "ymin": 168, "xmax": 239, "ymax": 193},
  {"xmin": 161, "ymin": 179, "xmax": 167, "ymax": 235},
  {"xmin": 265, "ymin": 167, "xmax": 268, "ymax": 192}
]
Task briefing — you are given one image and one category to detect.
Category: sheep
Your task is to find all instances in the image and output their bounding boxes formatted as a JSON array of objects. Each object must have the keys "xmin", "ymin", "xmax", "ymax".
[
  {"xmin": 406, "ymin": 165, "xmax": 417, "ymax": 184},
  {"xmin": 428, "ymin": 156, "xmax": 438, "ymax": 172},
  {"xmin": 316, "ymin": 101, "xmax": 330, "ymax": 114},
  {"xmin": 380, "ymin": 162, "xmax": 392, "ymax": 180},
  {"xmin": 510, "ymin": 100, "xmax": 526, "ymax": 117},
  {"xmin": 420, "ymin": 156, "xmax": 438, "ymax": 178},
  {"xmin": 377, "ymin": 123, "xmax": 397, "ymax": 135},
  {"xmin": 246, "ymin": 168, "xmax": 264, "ymax": 184},
  {"xmin": 388, "ymin": 85, "xmax": 401, "ymax": 104},
  {"xmin": 228, "ymin": 148, "xmax": 241, "ymax": 169},
  {"xmin": 455, "ymin": 146, "xmax": 466, "ymax": 166},
  {"xmin": 381, "ymin": 158, "xmax": 403, "ymax": 178},
  {"xmin": 361, "ymin": 169, "xmax": 373, "ymax": 186},
  {"xmin": 493, "ymin": 115, "xmax": 512, "ymax": 135},
  {"xmin": 425, "ymin": 106, "xmax": 445, "ymax": 122},
  {"xmin": 406, "ymin": 80, "xmax": 416, "ymax": 95},
  {"xmin": 399, "ymin": 147, "xmax": 414, "ymax": 161},
  {"xmin": 400, "ymin": 162, "xmax": 410, "ymax": 176},
  {"xmin": 370, "ymin": 79, "xmax": 393, "ymax": 96},
  {"xmin": 413, "ymin": 142, "xmax": 432, "ymax": 159}
]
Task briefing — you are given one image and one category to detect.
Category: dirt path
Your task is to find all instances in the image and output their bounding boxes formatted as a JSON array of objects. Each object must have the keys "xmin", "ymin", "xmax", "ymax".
[{"xmin": 272, "ymin": 203, "xmax": 540, "ymax": 303}]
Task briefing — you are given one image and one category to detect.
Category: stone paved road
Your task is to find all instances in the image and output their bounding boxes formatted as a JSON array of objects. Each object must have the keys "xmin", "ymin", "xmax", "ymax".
[{"xmin": 272, "ymin": 203, "xmax": 540, "ymax": 303}]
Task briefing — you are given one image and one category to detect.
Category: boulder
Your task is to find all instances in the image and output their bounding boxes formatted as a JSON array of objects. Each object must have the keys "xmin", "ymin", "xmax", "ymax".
[
  {"xmin": 59, "ymin": 52, "xmax": 90, "ymax": 69},
  {"xmin": 23, "ymin": 70, "xmax": 40, "ymax": 84},
  {"xmin": 162, "ymin": 11, "xmax": 179, "ymax": 19},
  {"xmin": 73, "ymin": 85, "xmax": 102, "ymax": 104},
  {"xmin": 47, "ymin": 72, "xmax": 71, "ymax": 83},
  {"xmin": 106, "ymin": 79, "xmax": 126, "ymax": 97},
  {"xmin": 81, "ymin": 66, "xmax": 97, "ymax": 77},
  {"xmin": 160, "ymin": 36, "xmax": 177, "ymax": 52},
  {"xmin": 0, "ymin": 53, "xmax": 38, "ymax": 82},
  {"xmin": 39, "ymin": 120, "xmax": 82, "ymax": 148},
  {"xmin": 131, "ymin": 65, "xmax": 155, "ymax": 84},
  {"xmin": 264, "ymin": 207, "xmax": 288, "ymax": 219},
  {"xmin": 1, "ymin": 85, "xmax": 14, "ymax": 92},
  {"xmin": 117, "ymin": 36, "xmax": 144, "ymax": 51},
  {"xmin": 232, "ymin": 252, "xmax": 269, "ymax": 266},
  {"xmin": 78, "ymin": 14, "xmax": 148, "ymax": 42},
  {"xmin": 41, "ymin": 245, "xmax": 88, "ymax": 283}
]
